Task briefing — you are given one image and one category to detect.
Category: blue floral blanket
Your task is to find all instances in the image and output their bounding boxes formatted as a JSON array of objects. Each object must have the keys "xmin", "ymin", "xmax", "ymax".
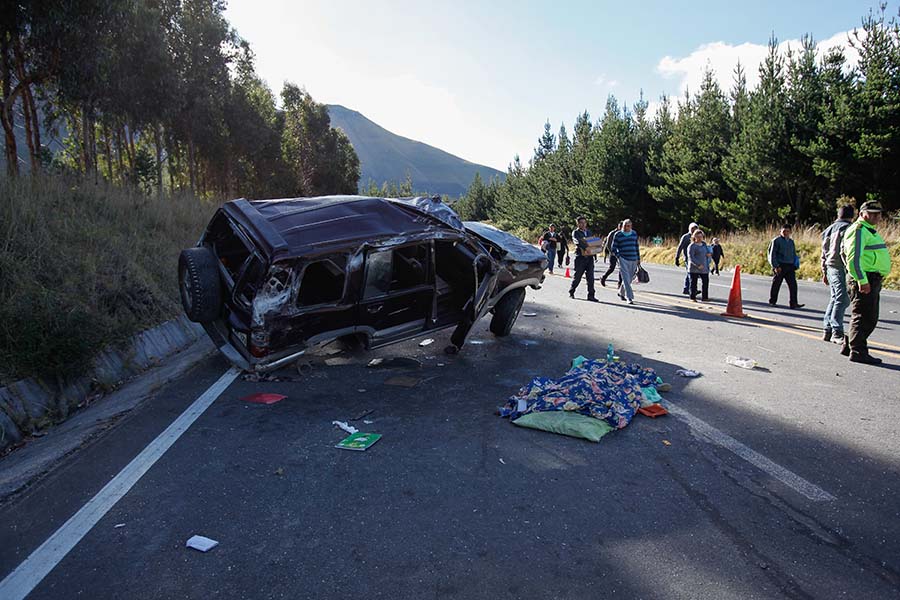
[{"xmin": 498, "ymin": 360, "xmax": 659, "ymax": 429}]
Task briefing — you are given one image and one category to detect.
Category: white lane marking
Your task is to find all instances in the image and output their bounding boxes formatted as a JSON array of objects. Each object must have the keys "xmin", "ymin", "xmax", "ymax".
[
  {"xmin": 0, "ymin": 367, "xmax": 240, "ymax": 600},
  {"xmin": 664, "ymin": 402, "xmax": 836, "ymax": 502}
]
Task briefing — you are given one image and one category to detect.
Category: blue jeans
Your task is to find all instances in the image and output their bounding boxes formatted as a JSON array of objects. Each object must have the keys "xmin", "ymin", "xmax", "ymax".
[
  {"xmin": 546, "ymin": 247, "xmax": 556, "ymax": 272},
  {"xmin": 823, "ymin": 266, "xmax": 849, "ymax": 334}
]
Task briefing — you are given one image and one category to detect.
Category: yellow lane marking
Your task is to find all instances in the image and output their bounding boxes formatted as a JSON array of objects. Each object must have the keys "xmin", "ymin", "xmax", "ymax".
[{"xmin": 632, "ymin": 289, "xmax": 900, "ymax": 358}]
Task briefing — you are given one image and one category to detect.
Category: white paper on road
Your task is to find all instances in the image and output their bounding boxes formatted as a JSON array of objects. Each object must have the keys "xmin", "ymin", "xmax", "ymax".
[
  {"xmin": 0, "ymin": 367, "xmax": 241, "ymax": 600},
  {"xmin": 186, "ymin": 535, "xmax": 219, "ymax": 552}
]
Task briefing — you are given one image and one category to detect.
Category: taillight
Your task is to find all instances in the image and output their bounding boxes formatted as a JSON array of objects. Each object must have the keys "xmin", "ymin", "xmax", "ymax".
[{"xmin": 250, "ymin": 330, "xmax": 269, "ymax": 357}]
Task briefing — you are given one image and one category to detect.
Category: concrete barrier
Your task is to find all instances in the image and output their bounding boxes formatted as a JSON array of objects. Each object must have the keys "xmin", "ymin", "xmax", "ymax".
[{"xmin": 0, "ymin": 316, "xmax": 209, "ymax": 451}]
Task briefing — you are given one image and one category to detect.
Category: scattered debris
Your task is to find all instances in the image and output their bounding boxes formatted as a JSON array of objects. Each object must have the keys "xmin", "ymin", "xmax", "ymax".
[
  {"xmin": 675, "ymin": 369, "xmax": 701, "ymax": 378},
  {"xmin": 363, "ymin": 420, "xmax": 374, "ymax": 424},
  {"xmin": 419, "ymin": 338, "xmax": 435, "ymax": 347},
  {"xmin": 332, "ymin": 420, "xmax": 359, "ymax": 435},
  {"xmin": 499, "ymin": 458, "xmax": 506, "ymax": 464},
  {"xmin": 522, "ymin": 312, "xmax": 538, "ymax": 317},
  {"xmin": 114, "ymin": 523, "xmax": 126, "ymax": 529},
  {"xmin": 519, "ymin": 339, "xmax": 540, "ymax": 347},
  {"xmin": 241, "ymin": 393, "xmax": 287, "ymax": 405},
  {"xmin": 336, "ymin": 432, "xmax": 382, "ymax": 451},
  {"xmin": 656, "ymin": 383, "xmax": 672, "ymax": 392},
  {"xmin": 638, "ymin": 405, "xmax": 669, "ymax": 418},
  {"xmin": 325, "ymin": 357, "xmax": 355, "ymax": 366},
  {"xmin": 350, "ymin": 409, "xmax": 375, "ymax": 421},
  {"xmin": 725, "ymin": 356, "xmax": 758, "ymax": 369},
  {"xmin": 662, "ymin": 440, "xmax": 672, "ymax": 446},
  {"xmin": 358, "ymin": 388, "xmax": 366, "ymax": 392},
  {"xmin": 384, "ymin": 376, "xmax": 421, "ymax": 388},
  {"xmin": 437, "ymin": 363, "xmax": 445, "ymax": 367},
  {"xmin": 367, "ymin": 357, "xmax": 422, "ymax": 369},
  {"xmin": 186, "ymin": 535, "xmax": 219, "ymax": 552},
  {"xmin": 274, "ymin": 467, "xmax": 285, "ymax": 476}
]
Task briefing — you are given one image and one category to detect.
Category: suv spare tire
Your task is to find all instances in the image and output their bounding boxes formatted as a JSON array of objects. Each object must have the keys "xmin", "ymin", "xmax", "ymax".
[
  {"xmin": 179, "ymin": 247, "xmax": 222, "ymax": 323},
  {"xmin": 489, "ymin": 287, "xmax": 526, "ymax": 337}
]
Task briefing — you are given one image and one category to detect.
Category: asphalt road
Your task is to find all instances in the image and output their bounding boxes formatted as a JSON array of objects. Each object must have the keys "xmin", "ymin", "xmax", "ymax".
[{"xmin": 1, "ymin": 262, "xmax": 899, "ymax": 599}]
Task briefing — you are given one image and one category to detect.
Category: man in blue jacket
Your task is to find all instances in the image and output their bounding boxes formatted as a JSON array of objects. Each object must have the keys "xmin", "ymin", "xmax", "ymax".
[{"xmin": 768, "ymin": 225, "xmax": 804, "ymax": 309}]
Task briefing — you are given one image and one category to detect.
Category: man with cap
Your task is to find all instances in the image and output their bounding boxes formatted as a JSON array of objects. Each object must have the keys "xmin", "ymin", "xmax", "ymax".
[
  {"xmin": 840, "ymin": 200, "xmax": 893, "ymax": 365},
  {"xmin": 675, "ymin": 222, "xmax": 699, "ymax": 294}
]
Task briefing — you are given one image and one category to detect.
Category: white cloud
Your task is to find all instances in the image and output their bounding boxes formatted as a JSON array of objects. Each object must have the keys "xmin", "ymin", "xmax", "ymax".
[
  {"xmin": 656, "ymin": 29, "xmax": 861, "ymax": 97},
  {"xmin": 594, "ymin": 74, "xmax": 619, "ymax": 88}
]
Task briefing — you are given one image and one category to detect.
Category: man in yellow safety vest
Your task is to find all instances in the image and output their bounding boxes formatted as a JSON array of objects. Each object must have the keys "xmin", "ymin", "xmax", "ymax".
[{"xmin": 840, "ymin": 200, "xmax": 893, "ymax": 365}]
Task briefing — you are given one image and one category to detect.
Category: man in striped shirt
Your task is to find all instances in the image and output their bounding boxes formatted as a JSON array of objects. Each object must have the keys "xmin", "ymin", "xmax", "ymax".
[{"xmin": 611, "ymin": 219, "xmax": 641, "ymax": 305}]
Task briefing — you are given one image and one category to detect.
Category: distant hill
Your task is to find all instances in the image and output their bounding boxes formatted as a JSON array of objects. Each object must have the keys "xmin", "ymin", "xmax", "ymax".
[{"xmin": 327, "ymin": 104, "xmax": 504, "ymax": 198}]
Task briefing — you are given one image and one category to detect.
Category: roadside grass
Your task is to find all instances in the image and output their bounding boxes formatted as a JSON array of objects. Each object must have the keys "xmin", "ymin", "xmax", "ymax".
[
  {"xmin": 639, "ymin": 223, "xmax": 900, "ymax": 290},
  {"xmin": 0, "ymin": 176, "xmax": 219, "ymax": 383}
]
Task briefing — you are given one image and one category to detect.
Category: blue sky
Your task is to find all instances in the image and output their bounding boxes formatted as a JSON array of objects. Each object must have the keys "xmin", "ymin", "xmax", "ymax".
[{"xmin": 225, "ymin": 0, "xmax": 884, "ymax": 171}]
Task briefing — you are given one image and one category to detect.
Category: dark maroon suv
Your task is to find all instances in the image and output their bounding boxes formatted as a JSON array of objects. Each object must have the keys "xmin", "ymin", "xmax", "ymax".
[{"xmin": 179, "ymin": 195, "xmax": 546, "ymax": 371}]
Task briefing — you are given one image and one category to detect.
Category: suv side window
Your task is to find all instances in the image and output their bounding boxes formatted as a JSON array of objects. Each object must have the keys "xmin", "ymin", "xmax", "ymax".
[
  {"xmin": 363, "ymin": 250, "xmax": 392, "ymax": 299},
  {"xmin": 297, "ymin": 256, "xmax": 348, "ymax": 307}
]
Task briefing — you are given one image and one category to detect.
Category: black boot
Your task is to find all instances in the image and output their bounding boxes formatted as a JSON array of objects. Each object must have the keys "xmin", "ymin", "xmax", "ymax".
[{"xmin": 823, "ymin": 329, "xmax": 832, "ymax": 342}]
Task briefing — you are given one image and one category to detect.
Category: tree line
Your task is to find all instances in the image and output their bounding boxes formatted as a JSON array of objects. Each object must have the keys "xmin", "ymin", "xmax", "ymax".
[
  {"xmin": 456, "ymin": 7, "xmax": 899, "ymax": 235},
  {"xmin": 1, "ymin": 0, "xmax": 360, "ymax": 198}
]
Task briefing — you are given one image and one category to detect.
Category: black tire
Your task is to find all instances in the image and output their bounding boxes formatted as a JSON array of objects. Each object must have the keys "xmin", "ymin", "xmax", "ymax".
[
  {"xmin": 489, "ymin": 287, "xmax": 526, "ymax": 337},
  {"xmin": 179, "ymin": 247, "xmax": 222, "ymax": 323}
]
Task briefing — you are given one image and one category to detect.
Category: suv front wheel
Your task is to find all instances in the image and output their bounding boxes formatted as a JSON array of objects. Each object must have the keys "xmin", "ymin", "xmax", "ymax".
[
  {"xmin": 489, "ymin": 288, "xmax": 526, "ymax": 336},
  {"xmin": 179, "ymin": 247, "xmax": 222, "ymax": 323}
]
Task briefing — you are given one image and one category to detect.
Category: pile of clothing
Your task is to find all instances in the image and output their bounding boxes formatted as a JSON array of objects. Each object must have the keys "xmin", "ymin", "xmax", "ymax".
[{"xmin": 498, "ymin": 358, "xmax": 665, "ymax": 441}]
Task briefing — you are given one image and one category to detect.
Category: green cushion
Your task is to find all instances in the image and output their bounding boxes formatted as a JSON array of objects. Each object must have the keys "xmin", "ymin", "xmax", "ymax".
[{"xmin": 513, "ymin": 411, "xmax": 614, "ymax": 442}]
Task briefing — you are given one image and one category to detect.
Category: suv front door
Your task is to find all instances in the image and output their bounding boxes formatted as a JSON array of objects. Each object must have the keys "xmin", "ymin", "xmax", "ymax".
[{"xmin": 359, "ymin": 244, "xmax": 433, "ymax": 346}]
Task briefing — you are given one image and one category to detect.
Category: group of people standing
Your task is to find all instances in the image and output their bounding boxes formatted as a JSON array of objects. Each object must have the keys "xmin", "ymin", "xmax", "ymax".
[
  {"xmin": 538, "ymin": 204, "xmax": 892, "ymax": 367},
  {"xmin": 539, "ymin": 218, "xmax": 643, "ymax": 304},
  {"xmin": 819, "ymin": 201, "xmax": 892, "ymax": 365}
]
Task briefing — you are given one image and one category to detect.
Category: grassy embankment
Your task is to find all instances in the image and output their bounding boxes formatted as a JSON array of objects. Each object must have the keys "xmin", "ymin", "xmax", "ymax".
[
  {"xmin": 0, "ymin": 176, "xmax": 219, "ymax": 383},
  {"xmin": 639, "ymin": 224, "xmax": 900, "ymax": 289}
]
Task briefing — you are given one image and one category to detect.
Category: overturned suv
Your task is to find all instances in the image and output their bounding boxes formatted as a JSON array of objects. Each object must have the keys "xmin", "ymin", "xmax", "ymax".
[{"xmin": 179, "ymin": 195, "xmax": 546, "ymax": 371}]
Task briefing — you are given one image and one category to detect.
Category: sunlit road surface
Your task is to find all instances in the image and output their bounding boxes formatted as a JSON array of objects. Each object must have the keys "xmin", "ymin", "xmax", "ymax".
[{"xmin": 1, "ymin": 262, "xmax": 898, "ymax": 599}]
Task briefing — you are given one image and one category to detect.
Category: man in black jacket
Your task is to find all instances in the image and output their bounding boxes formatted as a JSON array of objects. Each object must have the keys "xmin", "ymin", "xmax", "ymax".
[{"xmin": 568, "ymin": 217, "xmax": 598, "ymax": 302}]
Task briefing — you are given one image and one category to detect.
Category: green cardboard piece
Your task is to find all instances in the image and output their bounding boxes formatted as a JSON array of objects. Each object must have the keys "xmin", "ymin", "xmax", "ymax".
[{"xmin": 336, "ymin": 432, "xmax": 382, "ymax": 451}]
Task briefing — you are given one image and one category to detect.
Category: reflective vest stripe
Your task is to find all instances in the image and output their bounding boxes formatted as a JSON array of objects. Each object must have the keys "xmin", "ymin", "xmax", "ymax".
[{"xmin": 864, "ymin": 243, "xmax": 887, "ymax": 250}]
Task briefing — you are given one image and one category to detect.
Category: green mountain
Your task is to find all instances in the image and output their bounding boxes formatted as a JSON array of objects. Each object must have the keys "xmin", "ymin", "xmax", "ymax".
[{"xmin": 327, "ymin": 104, "xmax": 504, "ymax": 198}]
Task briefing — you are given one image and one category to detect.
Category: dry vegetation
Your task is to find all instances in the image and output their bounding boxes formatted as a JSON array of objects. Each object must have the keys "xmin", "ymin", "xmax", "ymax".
[
  {"xmin": 640, "ymin": 222, "xmax": 900, "ymax": 289},
  {"xmin": 0, "ymin": 176, "xmax": 220, "ymax": 382}
]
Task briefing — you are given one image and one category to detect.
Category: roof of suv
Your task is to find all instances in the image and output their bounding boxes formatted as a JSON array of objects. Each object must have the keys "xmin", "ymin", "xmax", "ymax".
[{"xmin": 221, "ymin": 195, "xmax": 465, "ymax": 259}]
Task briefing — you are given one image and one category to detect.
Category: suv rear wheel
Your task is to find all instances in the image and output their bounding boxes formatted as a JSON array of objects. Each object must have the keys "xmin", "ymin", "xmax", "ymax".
[
  {"xmin": 489, "ymin": 288, "xmax": 526, "ymax": 337},
  {"xmin": 179, "ymin": 247, "xmax": 222, "ymax": 323}
]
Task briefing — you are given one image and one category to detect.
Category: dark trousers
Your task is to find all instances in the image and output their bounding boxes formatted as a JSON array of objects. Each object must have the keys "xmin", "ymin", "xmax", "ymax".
[
  {"xmin": 690, "ymin": 273, "xmax": 709, "ymax": 300},
  {"xmin": 601, "ymin": 254, "xmax": 619, "ymax": 283},
  {"xmin": 769, "ymin": 263, "xmax": 799, "ymax": 306},
  {"xmin": 569, "ymin": 255, "xmax": 596, "ymax": 298},
  {"xmin": 847, "ymin": 273, "xmax": 882, "ymax": 356},
  {"xmin": 712, "ymin": 259, "xmax": 720, "ymax": 275}
]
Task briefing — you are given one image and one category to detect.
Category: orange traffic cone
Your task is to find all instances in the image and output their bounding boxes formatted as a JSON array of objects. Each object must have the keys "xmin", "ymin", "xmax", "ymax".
[
  {"xmin": 722, "ymin": 265, "xmax": 747, "ymax": 317},
  {"xmin": 564, "ymin": 266, "xmax": 571, "ymax": 278}
]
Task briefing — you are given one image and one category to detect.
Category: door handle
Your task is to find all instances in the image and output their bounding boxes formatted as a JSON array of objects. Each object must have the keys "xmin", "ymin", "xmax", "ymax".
[{"xmin": 367, "ymin": 304, "xmax": 383, "ymax": 314}]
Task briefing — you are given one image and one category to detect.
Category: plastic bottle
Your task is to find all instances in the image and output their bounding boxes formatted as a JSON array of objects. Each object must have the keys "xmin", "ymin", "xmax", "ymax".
[
  {"xmin": 607, "ymin": 343, "xmax": 614, "ymax": 363},
  {"xmin": 725, "ymin": 355, "xmax": 758, "ymax": 369}
]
